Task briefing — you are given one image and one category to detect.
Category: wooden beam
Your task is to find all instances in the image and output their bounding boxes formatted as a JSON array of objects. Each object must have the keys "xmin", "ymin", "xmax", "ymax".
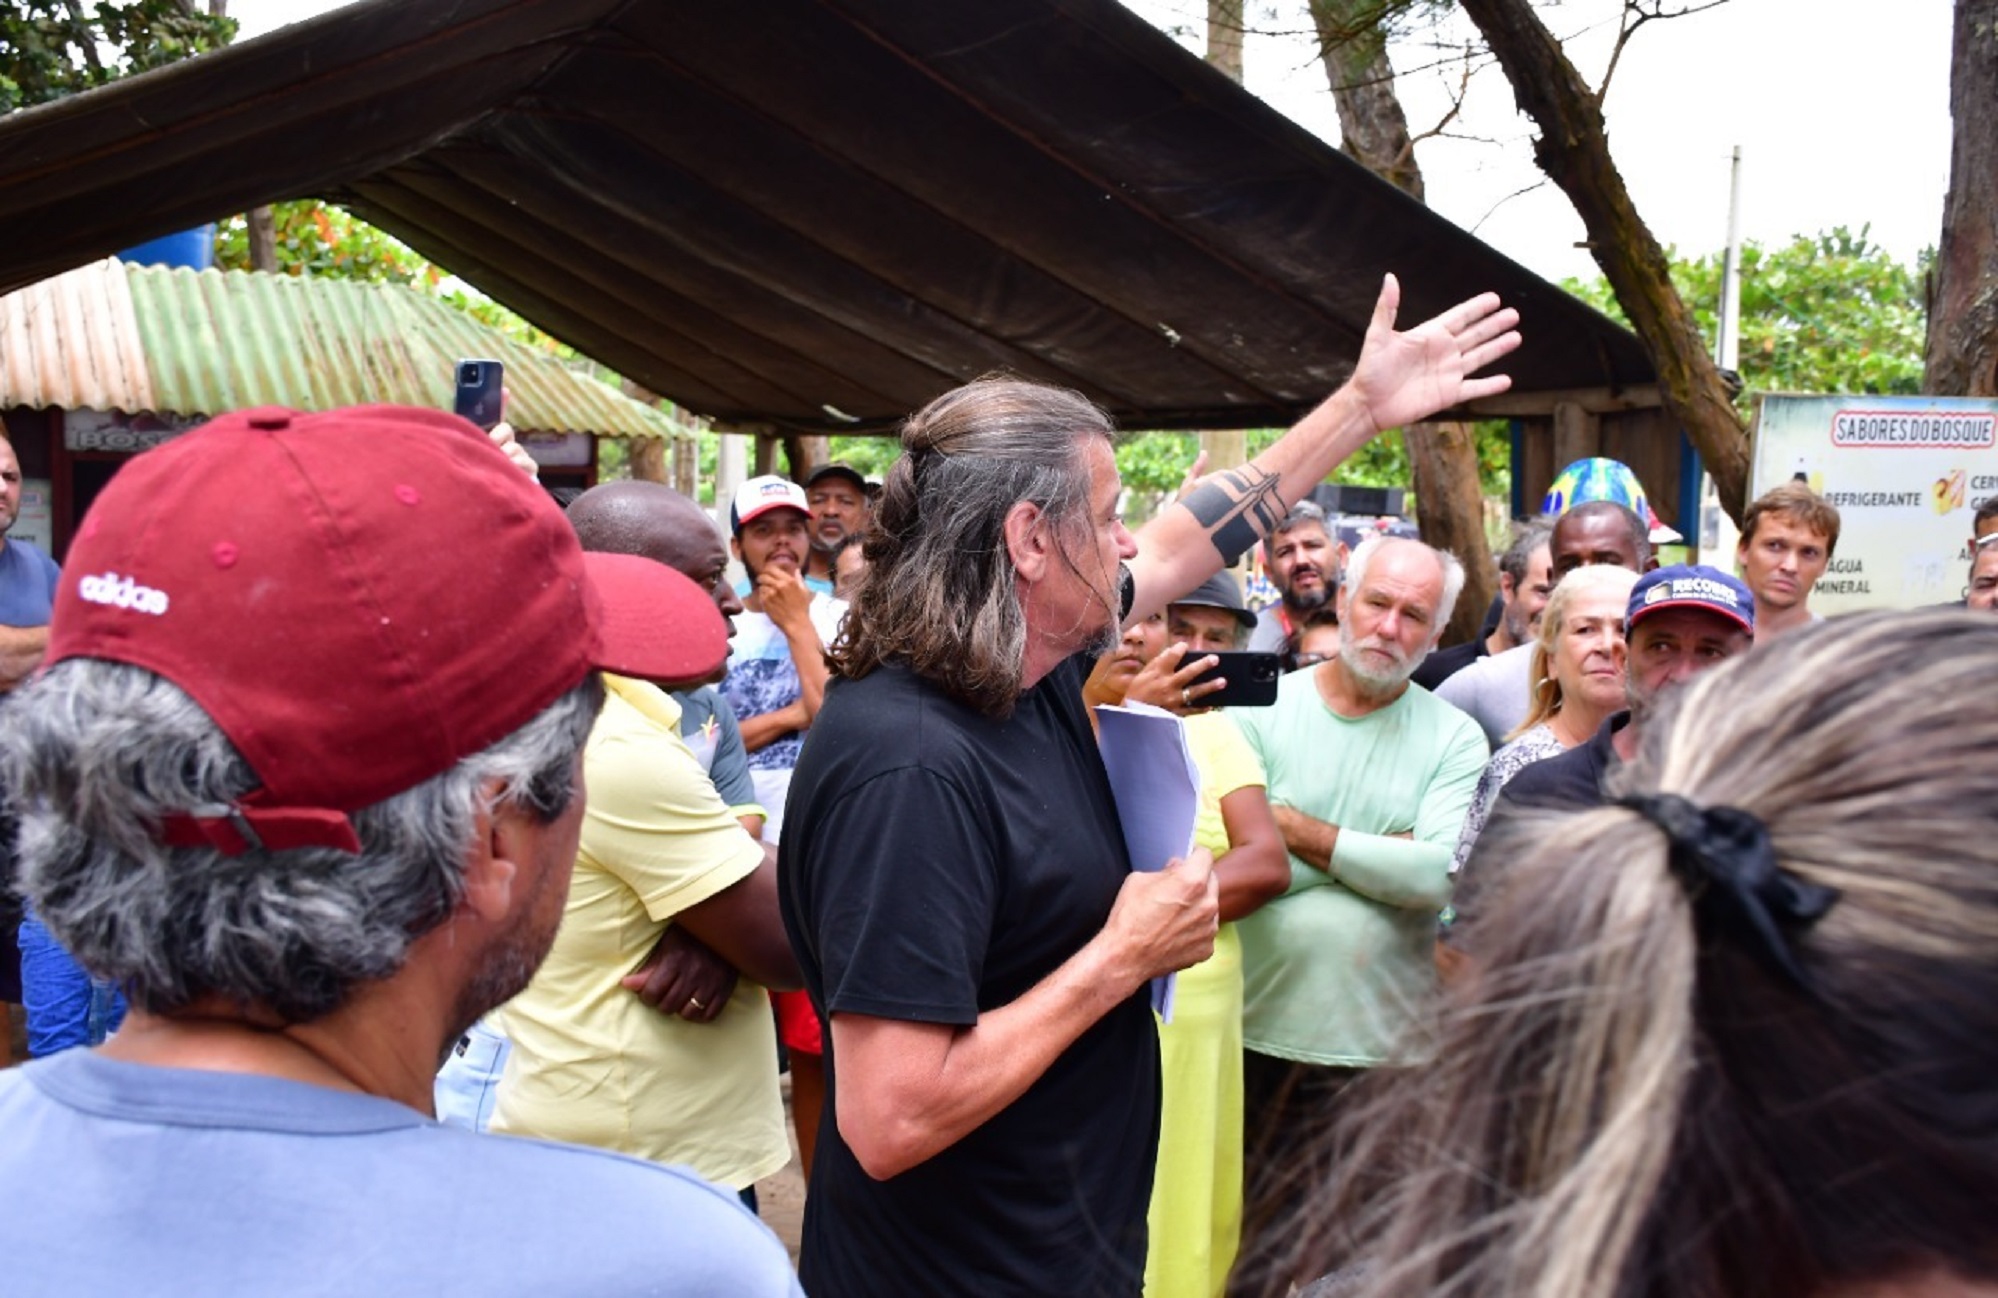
[{"xmin": 1457, "ymin": 384, "xmax": 1661, "ymax": 418}]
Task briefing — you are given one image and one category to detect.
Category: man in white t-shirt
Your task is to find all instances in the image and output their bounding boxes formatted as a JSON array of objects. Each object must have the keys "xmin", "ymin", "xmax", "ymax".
[{"xmin": 718, "ymin": 476, "xmax": 846, "ymax": 841}]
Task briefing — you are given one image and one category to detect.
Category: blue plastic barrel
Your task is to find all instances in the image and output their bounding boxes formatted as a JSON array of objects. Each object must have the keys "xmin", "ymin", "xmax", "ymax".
[{"xmin": 116, "ymin": 225, "xmax": 216, "ymax": 271}]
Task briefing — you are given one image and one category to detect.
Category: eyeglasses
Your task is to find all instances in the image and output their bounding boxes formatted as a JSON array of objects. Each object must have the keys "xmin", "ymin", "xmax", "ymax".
[
  {"xmin": 1975, "ymin": 532, "xmax": 1998, "ymax": 550},
  {"xmin": 1289, "ymin": 652, "xmax": 1331, "ymax": 669}
]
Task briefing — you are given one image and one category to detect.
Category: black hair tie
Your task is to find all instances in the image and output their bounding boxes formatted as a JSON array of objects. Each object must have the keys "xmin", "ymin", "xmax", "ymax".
[{"xmin": 1617, "ymin": 792, "xmax": 1839, "ymax": 996}]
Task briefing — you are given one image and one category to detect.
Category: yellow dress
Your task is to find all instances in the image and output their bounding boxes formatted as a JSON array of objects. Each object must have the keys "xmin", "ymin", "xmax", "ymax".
[{"xmin": 1143, "ymin": 711, "xmax": 1265, "ymax": 1298}]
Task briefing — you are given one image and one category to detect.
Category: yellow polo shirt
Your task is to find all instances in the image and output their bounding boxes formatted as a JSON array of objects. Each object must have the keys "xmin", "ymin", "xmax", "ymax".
[{"xmin": 492, "ymin": 675, "xmax": 786, "ymax": 1189}]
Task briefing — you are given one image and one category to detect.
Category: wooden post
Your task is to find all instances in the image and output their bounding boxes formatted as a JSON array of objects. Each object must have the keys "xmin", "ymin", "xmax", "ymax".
[
  {"xmin": 1551, "ymin": 400, "xmax": 1601, "ymax": 471},
  {"xmin": 1197, "ymin": 429, "xmax": 1249, "ymax": 475},
  {"xmin": 785, "ymin": 434, "xmax": 831, "ymax": 482}
]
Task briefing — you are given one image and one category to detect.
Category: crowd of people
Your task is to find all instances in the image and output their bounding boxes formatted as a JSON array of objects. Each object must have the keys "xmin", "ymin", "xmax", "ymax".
[{"xmin": 1, "ymin": 273, "xmax": 1995, "ymax": 1298}]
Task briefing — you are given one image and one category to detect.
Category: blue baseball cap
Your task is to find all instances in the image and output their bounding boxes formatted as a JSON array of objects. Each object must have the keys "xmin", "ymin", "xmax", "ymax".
[{"xmin": 1627, "ymin": 564, "xmax": 1755, "ymax": 634}]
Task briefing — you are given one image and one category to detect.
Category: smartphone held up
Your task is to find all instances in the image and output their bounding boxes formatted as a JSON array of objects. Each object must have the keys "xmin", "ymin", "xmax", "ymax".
[
  {"xmin": 1185, "ymin": 651, "xmax": 1281, "ymax": 708},
  {"xmin": 453, "ymin": 358, "xmax": 504, "ymax": 430}
]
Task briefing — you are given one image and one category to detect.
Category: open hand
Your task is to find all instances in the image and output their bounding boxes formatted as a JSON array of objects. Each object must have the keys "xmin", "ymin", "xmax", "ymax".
[{"xmin": 1350, "ymin": 274, "xmax": 1521, "ymax": 433}]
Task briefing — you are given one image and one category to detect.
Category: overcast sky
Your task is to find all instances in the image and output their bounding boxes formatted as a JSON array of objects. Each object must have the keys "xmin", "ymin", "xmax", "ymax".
[{"xmin": 232, "ymin": 0, "xmax": 1954, "ymax": 287}]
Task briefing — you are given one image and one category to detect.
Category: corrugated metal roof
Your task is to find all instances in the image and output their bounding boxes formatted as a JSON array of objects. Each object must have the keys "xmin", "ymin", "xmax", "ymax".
[
  {"xmin": 0, "ymin": 0, "xmax": 1653, "ymax": 434},
  {"xmin": 0, "ymin": 259, "xmax": 689, "ymax": 440}
]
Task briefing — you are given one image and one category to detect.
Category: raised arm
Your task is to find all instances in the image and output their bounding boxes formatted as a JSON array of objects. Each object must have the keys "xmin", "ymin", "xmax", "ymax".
[
  {"xmin": 758, "ymin": 567, "xmax": 831, "ymax": 719},
  {"xmin": 1126, "ymin": 277, "xmax": 1518, "ymax": 623}
]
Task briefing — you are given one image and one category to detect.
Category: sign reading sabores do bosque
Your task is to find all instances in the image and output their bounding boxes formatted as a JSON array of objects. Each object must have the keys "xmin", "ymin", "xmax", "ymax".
[{"xmin": 1749, "ymin": 395, "xmax": 1998, "ymax": 611}]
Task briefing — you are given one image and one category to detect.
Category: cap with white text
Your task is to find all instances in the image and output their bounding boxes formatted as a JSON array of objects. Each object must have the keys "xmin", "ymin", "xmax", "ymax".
[
  {"xmin": 1627, "ymin": 564, "xmax": 1756, "ymax": 635},
  {"xmin": 730, "ymin": 475, "xmax": 810, "ymax": 535},
  {"xmin": 48, "ymin": 405, "xmax": 728, "ymax": 856}
]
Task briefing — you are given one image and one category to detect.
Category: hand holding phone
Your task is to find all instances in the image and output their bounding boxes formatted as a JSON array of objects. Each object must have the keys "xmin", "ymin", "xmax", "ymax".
[
  {"xmin": 453, "ymin": 358, "xmax": 504, "ymax": 431},
  {"xmin": 1182, "ymin": 650, "xmax": 1282, "ymax": 708}
]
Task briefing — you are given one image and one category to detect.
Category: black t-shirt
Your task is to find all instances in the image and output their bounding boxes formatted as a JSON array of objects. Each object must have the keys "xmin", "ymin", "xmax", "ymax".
[
  {"xmin": 1410, "ymin": 636, "xmax": 1489, "ymax": 691},
  {"xmin": 1452, "ymin": 713, "xmax": 1631, "ymax": 936},
  {"xmin": 778, "ymin": 657, "xmax": 1159, "ymax": 1298},
  {"xmin": 1492, "ymin": 710, "xmax": 1629, "ymax": 813}
]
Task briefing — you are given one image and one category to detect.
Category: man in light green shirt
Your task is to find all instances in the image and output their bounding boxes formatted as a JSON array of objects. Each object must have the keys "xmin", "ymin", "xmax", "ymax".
[{"xmin": 1227, "ymin": 535, "xmax": 1487, "ymax": 1296}]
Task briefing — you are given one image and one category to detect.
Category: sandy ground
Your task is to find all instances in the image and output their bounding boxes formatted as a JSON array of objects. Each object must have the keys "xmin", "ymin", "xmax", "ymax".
[{"xmin": 754, "ymin": 1071, "xmax": 807, "ymax": 1261}]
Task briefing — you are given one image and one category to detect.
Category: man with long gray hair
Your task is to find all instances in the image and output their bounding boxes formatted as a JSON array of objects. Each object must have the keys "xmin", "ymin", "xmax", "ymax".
[
  {"xmin": 779, "ymin": 276, "xmax": 1520, "ymax": 1296},
  {"xmin": 0, "ymin": 406, "xmax": 800, "ymax": 1295}
]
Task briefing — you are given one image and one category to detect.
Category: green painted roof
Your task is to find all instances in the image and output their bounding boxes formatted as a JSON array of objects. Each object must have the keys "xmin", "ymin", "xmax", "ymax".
[{"xmin": 0, "ymin": 259, "xmax": 688, "ymax": 440}]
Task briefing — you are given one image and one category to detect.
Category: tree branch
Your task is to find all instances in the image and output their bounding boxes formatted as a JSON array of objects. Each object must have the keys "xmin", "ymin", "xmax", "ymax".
[
  {"xmin": 1597, "ymin": 0, "xmax": 1731, "ymax": 102},
  {"xmin": 1458, "ymin": 0, "xmax": 1753, "ymax": 522}
]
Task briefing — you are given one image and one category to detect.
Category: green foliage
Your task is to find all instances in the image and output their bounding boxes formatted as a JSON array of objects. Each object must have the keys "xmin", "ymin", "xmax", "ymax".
[
  {"xmin": 215, "ymin": 201, "xmax": 439, "ymax": 288},
  {"xmin": 0, "ymin": 1, "xmax": 235, "ymax": 114},
  {"xmin": 826, "ymin": 437, "xmax": 903, "ymax": 480},
  {"xmin": 1563, "ymin": 226, "xmax": 1928, "ymax": 412},
  {"xmin": 1107, "ymin": 421, "xmax": 1510, "ymax": 525}
]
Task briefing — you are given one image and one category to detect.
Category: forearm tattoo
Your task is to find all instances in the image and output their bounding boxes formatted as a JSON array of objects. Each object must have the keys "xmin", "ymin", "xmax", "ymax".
[{"xmin": 1180, "ymin": 463, "xmax": 1288, "ymax": 564}]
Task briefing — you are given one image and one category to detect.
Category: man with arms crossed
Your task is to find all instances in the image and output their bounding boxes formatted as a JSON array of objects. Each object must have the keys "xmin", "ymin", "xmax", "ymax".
[
  {"xmin": 1227, "ymin": 535, "xmax": 1488, "ymax": 1295},
  {"xmin": 0, "ymin": 421, "xmax": 60, "ymax": 1063},
  {"xmin": 780, "ymin": 276, "xmax": 1520, "ymax": 1297},
  {"xmin": 490, "ymin": 482, "xmax": 802, "ymax": 1208},
  {"xmin": 0, "ymin": 406, "xmax": 798, "ymax": 1294}
]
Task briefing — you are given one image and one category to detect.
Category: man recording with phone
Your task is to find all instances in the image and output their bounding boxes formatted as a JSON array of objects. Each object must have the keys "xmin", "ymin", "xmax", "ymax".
[{"xmin": 1117, "ymin": 572, "xmax": 1274, "ymax": 714}]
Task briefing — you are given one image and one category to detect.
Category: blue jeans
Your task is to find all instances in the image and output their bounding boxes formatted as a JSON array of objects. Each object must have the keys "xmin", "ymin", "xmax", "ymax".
[{"xmin": 18, "ymin": 912, "xmax": 126, "ymax": 1056}]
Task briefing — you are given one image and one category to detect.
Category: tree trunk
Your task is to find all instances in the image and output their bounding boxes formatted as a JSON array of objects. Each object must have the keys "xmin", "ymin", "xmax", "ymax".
[
  {"xmin": 1926, "ymin": 0, "xmax": 1998, "ymax": 396},
  {"xmin": 1309, "ymin": 1, "xmax": 1424, "ymax": 201},
  {"xmin": 246, "ymin": 205, "xmax": 277, "ymax": 272},
  {"xmin": 628, "ymin": 436, "xmax": 667, "ymax": 484},
  {"xmin": 784, "ymin": 434, "xmax": 829, "ymax": 482},
  {"xmin": 672, "ymin": 432, "xmax": 699, "ymax": 498},
  {"xmin": 1207, "ymin": 0, "xmax": 1244, "ymax": 82},
  {"xmin": 1457, "ymin": 0, "xmax": 1752, "ymax": 524},
  {"xmin": 1310, "ymin": 0, "xmax": 1493, "ymax": 646},
  {"xmin": 1403, "ymin": 421, "xmax": 1493, "ymax": 643}
]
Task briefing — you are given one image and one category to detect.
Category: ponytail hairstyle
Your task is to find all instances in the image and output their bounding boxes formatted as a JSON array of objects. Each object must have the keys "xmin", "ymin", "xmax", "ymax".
[
  {"xmin": 827, "ymin": 375, "xmax": 1112, "ymax": 717},
  {"xmin": 1273, "ymin": 608, "xmax": 1998, "ymax": 1298}
]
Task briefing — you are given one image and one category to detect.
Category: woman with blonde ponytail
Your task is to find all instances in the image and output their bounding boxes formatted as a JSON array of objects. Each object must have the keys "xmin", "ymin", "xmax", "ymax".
[{"xmin": 1270, "ymin": 607, "xmax": 1998, "ymax": 1298}]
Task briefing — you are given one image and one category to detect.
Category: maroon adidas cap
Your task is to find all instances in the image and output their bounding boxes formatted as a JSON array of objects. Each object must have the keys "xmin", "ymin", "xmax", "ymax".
[{"xmin": 47, "ymin": 405, "xmax": 726, "ymax": 854}]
